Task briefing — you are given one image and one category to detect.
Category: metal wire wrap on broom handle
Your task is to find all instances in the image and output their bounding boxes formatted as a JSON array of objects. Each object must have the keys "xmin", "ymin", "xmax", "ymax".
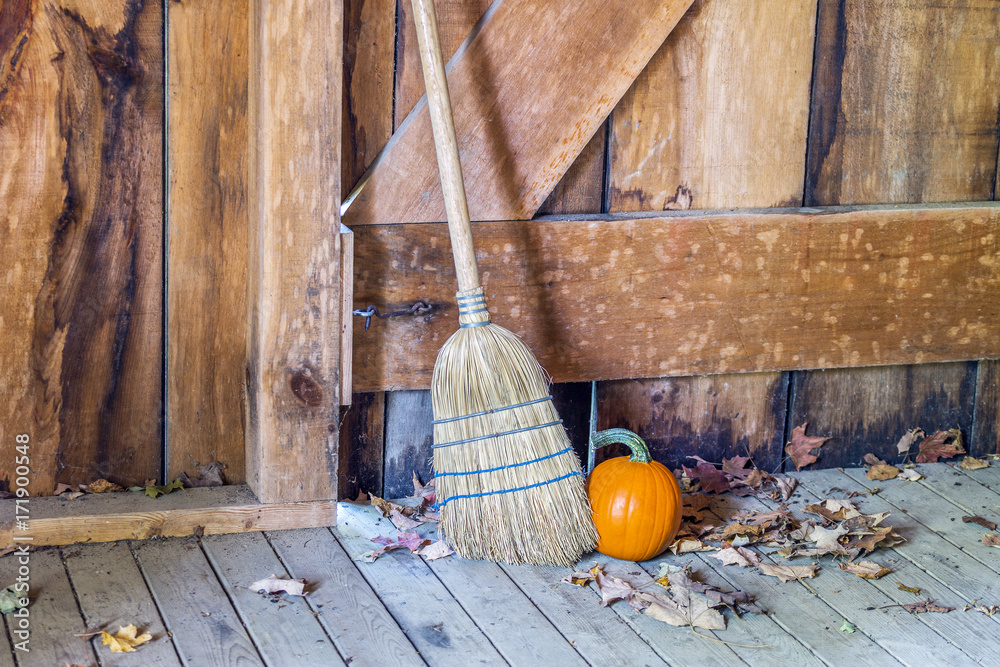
[{"xmin": 411, "ymin": 0, "xmax": 481, "ymax": 295}]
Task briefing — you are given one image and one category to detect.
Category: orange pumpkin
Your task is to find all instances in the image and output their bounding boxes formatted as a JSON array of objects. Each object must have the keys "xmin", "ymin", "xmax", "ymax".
[{"xmin": 587, "ymin": 429, "xmax": 683, "ymax": 562}]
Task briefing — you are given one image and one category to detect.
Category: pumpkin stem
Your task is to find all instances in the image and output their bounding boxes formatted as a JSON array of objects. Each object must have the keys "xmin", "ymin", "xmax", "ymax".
[{"xmin": 590, "ymin": 428, "xmax": 652, "ymax": 464}]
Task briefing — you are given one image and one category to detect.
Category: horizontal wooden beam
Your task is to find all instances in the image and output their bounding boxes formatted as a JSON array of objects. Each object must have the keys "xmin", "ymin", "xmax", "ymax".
[
  {"xmin": 1, "ymin": 487, "xmax": 336, "ymax": 548},
  {"xmin": 351, "ymin": 203, "xmax": 1000, "ymax": 391}
]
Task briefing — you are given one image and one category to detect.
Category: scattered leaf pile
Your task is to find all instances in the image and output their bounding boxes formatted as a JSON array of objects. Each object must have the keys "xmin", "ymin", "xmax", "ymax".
[
  {"xmin": 355, "ymin": 477, "xmax": 453, "ymax": 563},
  {"xmin": 679, "ymin": 456, "xmax": 797, "ymax": 501}
]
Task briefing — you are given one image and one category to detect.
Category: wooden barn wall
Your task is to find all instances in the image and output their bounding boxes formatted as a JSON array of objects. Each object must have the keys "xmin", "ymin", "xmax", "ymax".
[
  {"xmin": 0, "ymin": 0, "xmax": 164, "ymax": 495},
  {"xmin": 340, "ymin": 0, "xmax": 1000, "ymax": 498}
]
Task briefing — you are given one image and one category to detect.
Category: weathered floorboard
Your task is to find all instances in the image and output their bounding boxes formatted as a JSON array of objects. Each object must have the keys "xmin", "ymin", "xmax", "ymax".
[
  {"xmin": 4, "ymin": 549, "xmax": 94, "ymax": 666},
  {"xmin": 0, "ymin": 0, "xmax": 164, "ymax": 494},
  {"xmin": 353, "ymin": 205, "xmax": 1000, "ymax": 391},
  {"xmin": 201, "ymin": 532, "xmax": 346, "ymax": 666},
  {"xmin": 62, "ymin": 542, "xmax": 181, "ymax": 666},
  {"xmin": 246, "ymin": 0, "xmax": 346, "ymax": 503},
  {"xmin": 132, "ymin": 538, "xmax": 261, "ymax": 666},
  {"xmin": 334, "ymin": 504, "xmax": 506, "ymax": 665},
  {"xmin": 955, "ymin": 460, "xmax": 1000, "ymax": 494},
  {"xmin": 266, "ymin": 527, "xmax": 424, "ymax": 667},
  {"xmin": 343, "ymin": 0, "xmax": 695, "ymax": 224}
]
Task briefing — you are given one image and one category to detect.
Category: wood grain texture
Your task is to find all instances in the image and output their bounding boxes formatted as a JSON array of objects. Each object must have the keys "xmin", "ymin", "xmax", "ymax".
[
  {"xmin": 789, "ymin": 362, "xmax": 978, "ymax": 470},
  {"xmin": 246, "ymin": 0, "xmax": 345, "ymax": 502},
  {"xmin": 972, "ymin": 360, "xmax": 1000, "ymax": 455},
  {"xmin": 597, "ymin": 373, "xmax": 788, "ymax": 472},
  {"xmin": 382, "ymin": 389, "xmax": 434, "ymax": 499},
  {"xmin": 0, "ymin": 486, "xmax": 337, "ymax": 548},
  {"xmin": 537, "ymin": 130, "xmax": 607, "ymax": 216},
  {"xmin": 807, "ymin": 0, "xmax": 1000, "ymax": 207},
  {"xmin": 167, "ymin": 0, "xmax": 248, "ymax": 485},
  {"xmin": 0, "ymin": 0, "xmax": 163, "ymax": 494},
  {"xmin": 609, "ymin": 0, "xmax": 817, "ymax": 212},
  {"xmin": 352, "ymin": 204, "xmax": 1000, "ymax": 391},
  {"xmin": 343, "ymin": 0, "xmax": 695, "ymax": 224},
  {"xmin": 338, "ymin": 392, "xmax": 385, "ymax": 500}
]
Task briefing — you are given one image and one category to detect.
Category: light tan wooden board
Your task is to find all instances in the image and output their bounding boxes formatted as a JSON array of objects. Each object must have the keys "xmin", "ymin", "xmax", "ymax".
[
  {"xmin": 352, "ymin": 204, "xmax": 1000, "ymax": 391},
  {"xmin": 62, "ymin": 542, "xmax": 180, "ymax": 666},
  {"xmin": 200, "ymin": 532, "xmax": 346, "ymax": 666},
  {"xmin": 0, "ymin": 487, "xmax": 336, "ymax": 549},
  {"xmin": 842, "ymin": 467, "xmax": 1000, "ymax": 579},
  {"xmin": 166, "ymin": 0, "xmax": 249, "ymax": 485},
  {"xmin": 498, "ymin": 561, "xmax": 669, "ymax": 666},
  {"xmin": 4, "ymin": 549, "xmax": 95, "ymax": 666},
  {"xmin": 246, "ymin": 0, "xmax": 346, "ymax": 503},
  {"xmin": 780, "ymin": 470, "xmax": 1000, "ymax": 660},
  {"xmin": 132, "ymin": 538, "xmax": 261, "ymax": 666},
  {"xmin": 917, "ymin": 463, "xmax": 1000, "ymax": 531},
  {"xmin": 704, "ymin": 493, "xmax": 978, "ymax": 666},
  {"xmin": 954, "ymin": 461, "xmax": 1000, "ymax": 494},
  {"xmin": 0, "ymin": 0, "xmax": 163, "ymax": 494},
  {"xmin": 266, "ymin": 527, "xmax": 424, "ymax": 667},
  {"xmin": 343, "ymin": 0, "xmax": 695, "ymax": 224},
  {"xmin": 334, "ymin": 504, "xmax": 506, "ymax": 665}
]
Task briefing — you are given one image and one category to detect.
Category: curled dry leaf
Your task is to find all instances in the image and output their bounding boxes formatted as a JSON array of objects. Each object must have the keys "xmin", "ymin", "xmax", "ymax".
[
  {"xmin": 759, "ymin": 563, "xmax": 818, "ymax": 583},
  {"xmin": 785, "ymin": 423, "xmax": 830, "ymax": 471},
  {"xmin": 964, "ymin": 601, "xmax": 999, "ymax": 616},
  {"xmin": 101, "ymin": 624, "xmax": 152, "ymax": 653},
  {"xmin": 710, "ymin": 545, "xmax": 762, "ymax": 567},
  {"xmin": 641, "ymin": 587, "xmax": 726, "ymax": 631},
  {"xmin": 897, "ymin": 582, "xmax": 921, "ymax": 595},
  {"xmin": 839, "ymin": 561, "xmax": 891, "ymax": 580},
  {"xmin": 896, "ymin": 428, "xmax": 925, "ymax": 456},
  {"xmin": 962, "ymin": 516, "xmax": 998, "ymax": 531},
  {"xmin": 866, "ymin": 464, "xmax": 900, "ymax": 481},
  {"xmin": 417, "ymin": 540, "xmax": 453, "ymax": 560},
  {"xmin": 249, "ymin": 574, "xmax": 307, "ymax": 597},
  {"xmin": 958, "ymin": 456, "xmax": 990, "ymax": 471},
  {"xmin": 389, "ymin": 510, "xmax": 422, "ymax": 531},
  {"xmin": 902, "ymin": 600, "xmax": 954, "ymax": 614},
  {"xmin": 983, "ymin": 534, "xmax": 1000, "ymax": 549},
  {"xmin": 898, "ymin": 469, "xmax": 923, "ymax": 481},
  {"xmin": 914, "ymin": 429, "xmax": 965, "ymax": 463},
  {"xmin": 86, "ymin": 479, "xmax": 124, "ymax": 494}
]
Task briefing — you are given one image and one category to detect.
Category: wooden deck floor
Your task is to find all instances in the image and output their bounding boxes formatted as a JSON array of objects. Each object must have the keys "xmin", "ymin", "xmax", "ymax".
[{"xmin": 4, "ymin": 463, "xmax": 1000, "ymax": 667}]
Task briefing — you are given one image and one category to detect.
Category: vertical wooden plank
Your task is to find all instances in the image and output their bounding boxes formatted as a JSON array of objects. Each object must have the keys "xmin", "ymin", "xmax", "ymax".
[
  {"xmin": 167, "ymin": 0, "xmax": 249, "ymax": 485},
  {"xmin": 537, "ymin": 131, "xmax": 607, "ymax": 216},
  {"xmin": 339, "ymin": 0, "xmax": 394, "ymax": 499},
  {"xmin": 338, "ymin": 392, "xmax": 386, "ymax": 500},
  {"xmin": 383, "ymin": 389, "xmax": 433, "ymax": 499},
  {"xmin": 0, "ymin": 1, "xmax": 164, "ymax": 494},
  {"xmin": 797, "ymin": 0, "xmax": 1000, "ymax": 467},
  {"xmin": 246, "ymin": 0, "xmax": 344, "ymax": 503},
  {"xmin": 598, "ymin": 0, "xmax": 816, "ymax": 466},
  {"xmin": 972, "ymin": 360, "xmax": 1000, "ymax": 456}
]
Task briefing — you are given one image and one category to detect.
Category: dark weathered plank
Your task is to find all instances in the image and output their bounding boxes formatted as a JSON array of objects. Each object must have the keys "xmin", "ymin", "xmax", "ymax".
[
  {"xmin": 167, "ymin": 0, "xmax": 249, "ymax": 485},
  {"xmin": 338, "ymin": 392, "xmax": 386, "ymax": 500},
  {"xmin": 267, "ymin": 527, "xmax": 424, "ymax": 667},
  {"xmin": 353, "ymin": 205, "xmax": 1000, "ymax": 392},
  {"xmin": 62, "ymin": 542, "xmax": 180, "ymax": 666},
  {"xmin": 343, "ymin": 0, "xmax": 695, "ymax": 224},
  {"xmin": 0, "ymin": 0, "xmax": 163, "ymax": 493},
  {"xmin": 597, "ymin": 373, "xmax": 788, "ymax": 471},
  {"xmin": 133, "ymin": 538, "xmax": 261, "ymax": 666},
  {"xmin": 973, "ymin": 360, "xmax": 1000, "ymax": 456},
  {"xmin": 383, "ymin": 390, "xmax": 434, "ymax": 500},
  {"xmin": 4, "ymin": 549, "xmax": 95, "ymax": 666},
  {"xmin": 537, "ymin": 131, "xmax": 607, "ymax": 216},
  {"xmin": 788, "ymin": 363, "xmax": 978, "ymax": 469},
  {"xmin": 246, "ymin": 0, "xmax": 345, "ymax": 502},
  {"xmin": 201, "ymin": 532, "xmax": 346, "ymax": 666}
]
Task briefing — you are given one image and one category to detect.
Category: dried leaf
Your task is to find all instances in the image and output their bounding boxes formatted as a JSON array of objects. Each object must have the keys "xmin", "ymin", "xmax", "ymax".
[
  {"xmin": 53, "ymin": 483, "xmax": 74, "ymax": 495},
  {"xmin": 958, "ymin": 456, "xmax": 990, "ymax": 471},
  {"xmin": 759, "ymin": 563, "xmax": 818, "ymax": 582},
  {"xmin": 145, "ymin": 478, "xmax": 184, "ymax": 499},
  {"xmin": 785, "ymin": 423, "xmax": 830, "ymax": 471},
  {"xmin": 642, "ymin": 588, "xmax": 726, "ymax": 630},
  {"xmin": 866, "ymin": 464, "xmax": 900, "ymax": 481},
  {"xmin": 593, "ymin": 568, "xmax": 639, "ymax": 608},
  {"xmin": 249, "ymin": 574, "xmax": 307, "ymax": 597},
  {"xmin": 681, "ymin": 462, "xmax": 731, "ymax": 494},
  {"xmin": 915, "ymin": 429, "xmax": 965, "ymax": 463},
  {"xmin": 721, "ymin": 456, "xmax": 752, "ymax": 479},
  {"xmin": 839, "ymin": 561, "xmax": 891, "ymax": 580},
  {"xmin": 902, "ymin": 600, "xmax": 954, "ymax": 614},
  {"xmin": 710, "ymin": 545, "xmax": 762, "ymax": 567},
  {"xmin": 178, "ymin": 462, "xmax": 226, "ymax": 488},
  {"xmin": 86, "ymin": 479, "xmax": 124, "ymax": 494},
  {"xmin": 670, "ymin": 537, "xmax": 712, "ymax": 555},
  {"xmin": 896, "ymin": 428, "xmax": 925, "ymax": 455},
  {"xmin": 562, "ymin": 570, "xmax": 595, "ymax": 587},
  {"xmin": 898, "ymin": 469, "xmax": 923, "ymax": 481},
  {"xmin": 863, "ymin": 453, "xmax": 885, "ymax": 466},
  {"xmin": 417, "ymin": 540, "xmax": 453, "ymax": 560},
  {"xmin": 803, "ymin": 523, "xmax": 849, "ymax": 551},
  {"xmin": 983, "ymin": 534, "xmax": 1000, "ymax": 549},
  {"xmin": 412, "ymin": 473, "xmax": 436, "ymax": 503},
  {"xmin": 101, "ymin": 624, "xmax": 152, "ymax": 653},
  {"xmin": 389, "ymin": 510, "xmax": 422, "ymax": 531},
  {"xmin": 962, "ymin": 516, "xmax": 998, "ymax": 531},
  {"xmin": 0, "ymin": 587, "xmax": 26, "ymax": 615},
  {"xmin": 897, "ymin": 582, "xmax": 921, "ymax": 595},
  {"xmin": 964, "ymin": 601, "xmax": 999, "ymax": 616},
  {"xmin": 840, "ymin": 620, "xmax": 856, "ymax": 634},
  {"xmin": 804, "ymin": 499, "xmax": 860, "ymax": 522}
]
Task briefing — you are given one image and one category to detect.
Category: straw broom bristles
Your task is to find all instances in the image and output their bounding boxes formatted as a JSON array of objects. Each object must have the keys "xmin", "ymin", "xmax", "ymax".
[{"xmin": 432, "ymin": 287, "xmax": 598, "ymax": 567}]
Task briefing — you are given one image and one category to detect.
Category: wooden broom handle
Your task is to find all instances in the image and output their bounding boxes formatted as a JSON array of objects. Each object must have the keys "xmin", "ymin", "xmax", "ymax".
[{"xmin": 411, "ymin": 0, "xmax": 481, "ymax": 293}]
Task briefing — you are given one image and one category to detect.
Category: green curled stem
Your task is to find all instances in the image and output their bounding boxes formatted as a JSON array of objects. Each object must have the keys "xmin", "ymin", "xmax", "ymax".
[{"xmin": 590, "ymin": 428, "xmax": 651, "ymax": 464}]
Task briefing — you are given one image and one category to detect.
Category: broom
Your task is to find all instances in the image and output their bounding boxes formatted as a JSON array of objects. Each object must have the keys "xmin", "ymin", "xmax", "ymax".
[{"xmin": 411, "ymin": 0, "xmax": 598, "ymax": 566}]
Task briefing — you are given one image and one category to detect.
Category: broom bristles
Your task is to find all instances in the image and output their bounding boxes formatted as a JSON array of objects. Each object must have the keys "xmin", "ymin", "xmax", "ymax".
[{"xmin": 431, "ymin": 289, "xmax": 598, "ymax": 567}]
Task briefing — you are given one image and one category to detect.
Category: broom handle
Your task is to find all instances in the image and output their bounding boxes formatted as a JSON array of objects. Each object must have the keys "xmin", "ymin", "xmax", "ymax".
[{"xmin": 411, "ymin": 0, "xmax": 481, "ymax": 293}]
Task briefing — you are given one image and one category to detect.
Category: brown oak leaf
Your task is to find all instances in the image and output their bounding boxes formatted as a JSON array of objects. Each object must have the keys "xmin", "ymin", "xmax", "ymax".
[{"xmin": 785, "ymin": 423, "xmax": 830, "ymax": 470}]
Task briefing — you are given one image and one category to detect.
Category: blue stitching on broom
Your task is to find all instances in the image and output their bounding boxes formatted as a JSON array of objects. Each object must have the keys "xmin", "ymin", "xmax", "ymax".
[
  {"xmin": 432, "ymin": 471, "xmax": 584, "ymax": 511},
  {"xmin": 435, "ymin": 446, "xmax": 575, "ymax": 478}
]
